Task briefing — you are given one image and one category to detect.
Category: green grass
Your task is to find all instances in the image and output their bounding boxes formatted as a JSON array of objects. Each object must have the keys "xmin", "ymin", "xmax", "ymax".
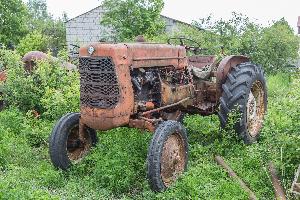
[{"xmin": 0, "ymin": 73, "xmax": 299, "ymax": 199}]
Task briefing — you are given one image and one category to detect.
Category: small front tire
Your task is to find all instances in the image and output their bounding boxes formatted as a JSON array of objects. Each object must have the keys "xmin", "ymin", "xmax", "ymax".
[
  {"xmin": 147, "ymin": 120, "xmax": 188, "ymax": 192},
  {"xmin": 49, "ymin": 113, "xmax": 98, "ymax": 170}
]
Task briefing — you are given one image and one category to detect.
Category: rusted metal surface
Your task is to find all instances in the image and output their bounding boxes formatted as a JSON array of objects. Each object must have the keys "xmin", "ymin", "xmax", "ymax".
[
  {"xmin": 79, "ymin": 43, "xmax": 134, "ymax": 131},
  {"xmin": 145, "ymin": 102, "xmax": 155, "ymax": 110},
  {"xmin": 0, "ymin": 71, "xmax": 6, "ymax": 82},
  {"xmin": 22, "ymin": 51, "xmax": 77, "ymax": 72},
  {"xmin": 247, "ymin": 81, "xmax": 266, "ymax": 137},
  {"xmin": 161, "ymin": 82, "xmax": 193, "ymax": 106},
  {"xmin": 22, "ymin": 51, "xmax": 48, "ymax": 72},
  {"xmin": 79, "ymin": 43, "xmax": 190, "ymax": 131},
  {"xmin": 126, "ymin": 43, "xmax": 187, "ymax": 70},
  {"xmin": 77, "ymin": 42, "xmax": 221, "ymax": 131},
  {"xmin": 216, "ymin": 55, "xmax": 249, "ymax": 96},
  {"xmin": 215, "ymin": 156, "xmax": 257, "ymax": 200},
  {"xmin": 50, "ymin": 39, "xmax": 269, "ymax": 191},
  {"xmin": 128, "ymin": 119, "xmax": 156, "ymax": 132},
  {"xmin": 161, "ymin": 132, "xmax": 186, "ymax": 187},
  {"xmin": 268, "ymin": 162, "xmax": 286, "ymax": 200},
  {"xmin": 189, "ymin": 81, "xmax": 218, "ymax": 115},
  {"xmin": 161, "ymin": 110, "xmax": 183, "ymax": 121},
  {"xmin": 67, "ymin": 123, "xmax": 92, "ymax": 162},
  {"xmin": 141, "ymin": 97, "xmax": 190, "ymax": 116}
]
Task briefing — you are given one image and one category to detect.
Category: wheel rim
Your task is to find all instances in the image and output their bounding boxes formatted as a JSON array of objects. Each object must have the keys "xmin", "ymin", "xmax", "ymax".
[
  {"xmin": 161, "ymin": 132, "xmax": 186, "ymax": 187},
  {"xmin": 66, "ymin": 125, "xmax": 93, "ymax": 162},
  {"xmin": 246, "ymin": 80, "xmax": 265, "ymax": 137}
]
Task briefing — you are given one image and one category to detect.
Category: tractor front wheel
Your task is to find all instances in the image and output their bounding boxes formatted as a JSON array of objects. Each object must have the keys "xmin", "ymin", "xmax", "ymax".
[
  {"xmin": 49, "ymin": 113, "xmax": 98, "ymax": 170},
  {"xmin": 147, "ymin": 120, "xmax": 188, "ymax": 192}
]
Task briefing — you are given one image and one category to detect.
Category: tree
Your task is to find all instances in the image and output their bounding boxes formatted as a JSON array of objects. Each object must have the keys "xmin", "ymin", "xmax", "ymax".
[
  {"xmin": 26, "ymin": 0, "xmax": 67, "ymax": 54},
  {"xmin": 101, "ymin": 0, "xmax": 165, "ymax": 41},
  {"xmin": 0, "ymin": 0, "xmax": 28, "ymax": 46},
  {"xmin": 156, "ymin": 13, "xmax": 299, "ymax": 74},
  {"xmin": 253, "ymin": 19, "xmax": 299, "ymax": 73}
]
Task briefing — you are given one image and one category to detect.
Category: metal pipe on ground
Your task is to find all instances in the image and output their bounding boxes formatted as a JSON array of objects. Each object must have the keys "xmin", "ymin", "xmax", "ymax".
[
  {"xmin": 268, "ymin": 162, "xmax": 286, "ymax": 200},
  {"xmin": 215, "ymin": 156, "xmax": 257, "ymax": 200}
]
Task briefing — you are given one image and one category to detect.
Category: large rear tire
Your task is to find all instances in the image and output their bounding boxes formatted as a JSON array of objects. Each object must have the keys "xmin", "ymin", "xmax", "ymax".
[
  {"xmin": 49, "ymin": 113, "xmax": 98, "ymax": 170},
  {"xmin": 219, "ymin": 62, "xmax": 267, "ymax": 144},
  {"xmin": 147, "ymin": 120, "xmax": 188, "ymax": 192}
]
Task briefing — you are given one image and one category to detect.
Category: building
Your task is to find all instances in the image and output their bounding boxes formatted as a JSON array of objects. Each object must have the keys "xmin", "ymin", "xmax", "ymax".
[{"xmin": 66, "ymin": 6, "xmax": 189, "ymax": 50}]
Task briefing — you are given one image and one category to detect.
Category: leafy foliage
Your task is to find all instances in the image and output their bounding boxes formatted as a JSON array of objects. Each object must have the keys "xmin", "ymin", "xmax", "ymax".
[
  {"xmin": 1, "ymin": 49, "xmax": 79, "ymax": 120},
  {"xmin": 25, "ymin": 0, "xmax": 67, "ymax": 54},
  {"xmin": 16, "ymin": 31, "xmax": 51, "ymax": 56},
  {"xmin": 101, "ymin": 0, "xmax": 165, "ymax": 41},
  {"xmin": 0, "ymin": 0, "xmax": 28, "ymax": 46},
  {"xmin": 151, "ymin": 13, "xmax": 299, "ymax": 74},
  {"xmin": 253, "ymin": 19, "xmax": 299, "ymax": 73}
]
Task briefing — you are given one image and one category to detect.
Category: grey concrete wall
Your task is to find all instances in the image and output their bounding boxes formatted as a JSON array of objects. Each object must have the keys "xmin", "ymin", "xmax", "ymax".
[
  {"xmin": 66, "ymin": 6, "xmax": 183, "ymax": 51},
  {"xmin": 66, "ymin": 6, "xmax": 113, "ymax": 50}
]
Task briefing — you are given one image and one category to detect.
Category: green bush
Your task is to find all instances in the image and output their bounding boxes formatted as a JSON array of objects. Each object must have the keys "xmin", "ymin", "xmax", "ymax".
[
  {"xmin": 16, "ymin": 31, "xmax": 51, "ymax": 56},
  {"xmin": 2, "ymin": 49, "xmax": 79, "ymax": 120},
  {"xmin": 252, "ymin": 20, "xmax": 299, "ymax": 73}
]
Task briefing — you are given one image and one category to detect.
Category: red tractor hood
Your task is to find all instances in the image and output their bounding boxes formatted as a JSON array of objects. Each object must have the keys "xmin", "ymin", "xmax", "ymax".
[{"xmin": 79, "ymin": 43, "xmax": 188, "ymax": 69}]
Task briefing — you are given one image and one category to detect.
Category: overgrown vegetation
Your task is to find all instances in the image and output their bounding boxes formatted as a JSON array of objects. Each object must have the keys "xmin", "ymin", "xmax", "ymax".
[
  {"xmin": 150, "ymin": 13, "xmax": 299, "ymax": 74},
  {"xmin": 0, "ymin": 0, "xmax": 66, "ymax": 54},
  {"xmin": 0, "ymin": 48, "xmax": 299, "ymax": 199},
  {"xmin": 0, "ymin": 49, "xmax": 79, "ymax": 120},
  {"xmin": 26, "ymin": 0, "xmax": 67, "ymax": 54},
  {"xmin": 16, "ymin": 31, "xmax": 51, "ymax": 56},
  {"xmin": 0, "ymin": 0, "xmax": 28, "ymax": 46},
  {"xmin": 0, "ymin": 1, "xmax": 299, "ymax": 199},
  {"xmin": 101, "ymin": 0, "xmax": 165, "ymax": 41}
]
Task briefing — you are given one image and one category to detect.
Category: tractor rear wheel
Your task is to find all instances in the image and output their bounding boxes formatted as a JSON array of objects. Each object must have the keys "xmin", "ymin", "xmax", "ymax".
[
  {"xmin": 219, "ymin": 62, "xmax": 267, "ymax": 144},
  {"xmin": 147, "ymin": 120, "xmax": 188, "ymax": 192},
  {"xmin": 49, "ymin": 113, "xmax": 98, "ymax": 170}
]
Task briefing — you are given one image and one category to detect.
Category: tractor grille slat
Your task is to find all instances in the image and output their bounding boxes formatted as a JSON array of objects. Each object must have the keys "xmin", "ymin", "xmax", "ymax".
[{"xmin": 79, "ymin": 57, "xmax": 120, "ymax": 109}]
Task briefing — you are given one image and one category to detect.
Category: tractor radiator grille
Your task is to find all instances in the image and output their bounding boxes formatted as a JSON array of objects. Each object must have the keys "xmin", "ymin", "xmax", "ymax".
[{"xmin": 79, "ymin": 57, "xmax": 120, "ymax": 109}]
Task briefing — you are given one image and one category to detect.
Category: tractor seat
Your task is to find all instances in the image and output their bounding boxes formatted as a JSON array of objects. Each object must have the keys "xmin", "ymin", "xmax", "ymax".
[
  {"xmin": 188, "ymin": 55, "xmax": 217, "ymax": 80},
  {"xmin": 188, "ymin": 55, "xmax": 217, "ymax": 69}
]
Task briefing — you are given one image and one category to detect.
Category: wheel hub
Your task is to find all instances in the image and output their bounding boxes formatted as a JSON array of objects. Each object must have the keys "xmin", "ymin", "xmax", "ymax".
[
  {"xmin": 161, "ymin": 133, "xmax": 185, "ymax": 187},
  {"xmin": 247, "ymin": 92, "xmax": 257, "ymax": 121},
  {"xmin": 67, "ymin": 125, "xmax": 92, "ymax": 162},
  {"xmin": 246, "ymin": 81, "xmax": 265, "ymax": 137}
]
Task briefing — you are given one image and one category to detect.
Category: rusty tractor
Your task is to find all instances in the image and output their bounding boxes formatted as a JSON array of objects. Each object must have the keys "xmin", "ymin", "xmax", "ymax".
[{"xmin": 49, "ymin": 37, "xmax": 268, "ymax": 192}]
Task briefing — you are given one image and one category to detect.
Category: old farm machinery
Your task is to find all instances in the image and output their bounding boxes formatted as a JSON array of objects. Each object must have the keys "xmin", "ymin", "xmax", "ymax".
[{"xmin": 49, "ymin": 37, "xmax": 268, "ymax": 191}]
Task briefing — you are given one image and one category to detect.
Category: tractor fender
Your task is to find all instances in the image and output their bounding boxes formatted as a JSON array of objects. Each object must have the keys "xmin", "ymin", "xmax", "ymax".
[
  {"xmin": 216, "ymin": 55, "xmax": 250, "ymax": 96},
  {"xmin": 22, "ymin": 51, "xmax": 77, "ymax": 72}
]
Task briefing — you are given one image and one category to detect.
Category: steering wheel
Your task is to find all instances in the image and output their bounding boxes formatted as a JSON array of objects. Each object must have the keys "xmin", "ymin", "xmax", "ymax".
[{"xmin": 167, "ymin": 36, "xmax": 207, "ymax": 53}]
